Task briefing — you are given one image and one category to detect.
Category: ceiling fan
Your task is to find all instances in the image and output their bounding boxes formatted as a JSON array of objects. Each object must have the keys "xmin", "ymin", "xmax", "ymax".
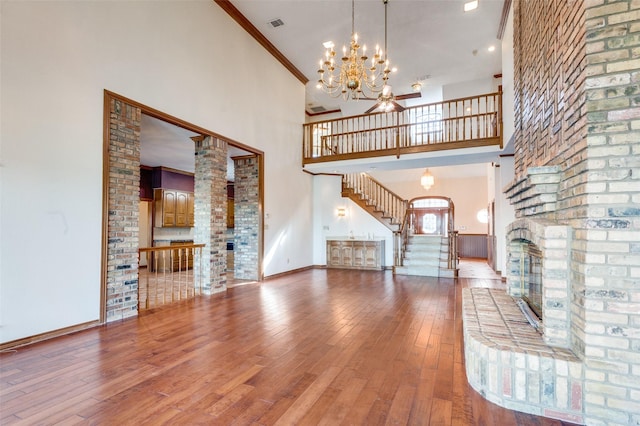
[{"xmin": 364, "ymin": 85, "xmax": 421, "ymax": 113}]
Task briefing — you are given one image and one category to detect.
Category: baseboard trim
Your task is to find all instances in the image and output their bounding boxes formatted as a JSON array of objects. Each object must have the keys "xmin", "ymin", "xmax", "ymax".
[
  {"xmin": 263, "ymin": 265, "xmax": 317, "ymax": 280},
  {"xmin": 0, "ymin": 320, "xmax": 101, "ymax": 351}
]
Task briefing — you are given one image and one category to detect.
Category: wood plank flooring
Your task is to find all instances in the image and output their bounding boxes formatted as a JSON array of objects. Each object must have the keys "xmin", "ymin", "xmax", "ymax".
[{"xmin": 0, "ymin": 263, "xmax": 577, "ymax": 425}]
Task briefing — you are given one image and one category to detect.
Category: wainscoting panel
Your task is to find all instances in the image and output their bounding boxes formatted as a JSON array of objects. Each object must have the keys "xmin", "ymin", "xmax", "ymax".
[{"xmin": 458, "ymin": 234, "xmax": 488, "ymax": 258}]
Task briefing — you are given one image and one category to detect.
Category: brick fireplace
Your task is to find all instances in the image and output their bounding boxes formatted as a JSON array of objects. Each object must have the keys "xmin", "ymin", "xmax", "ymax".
[
  {"xmin": 463, "ymin": 1, "xmax": 640, "ymax": 425},
  {"xmin": 463, "ymin": 166, "xmax": 584, "ymax": 423},
  {"xmin": 504, "ymin": 166, "xmax": 574, "ymax": 350}
]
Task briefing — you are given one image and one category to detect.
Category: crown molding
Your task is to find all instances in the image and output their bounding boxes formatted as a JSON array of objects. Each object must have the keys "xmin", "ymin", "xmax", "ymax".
[
  {"xmin": 214, "ymin": 0, "xmax": 309, "ymax": 85},
  {"xmin": 497, "ymin": 0, "xmax": 512, "ymax": 40}
]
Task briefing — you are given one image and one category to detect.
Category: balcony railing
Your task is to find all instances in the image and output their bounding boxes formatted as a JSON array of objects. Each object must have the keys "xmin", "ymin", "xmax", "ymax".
[{"xmin": 303, "ymin": 91, "xmax": 502, "ymax": 164}]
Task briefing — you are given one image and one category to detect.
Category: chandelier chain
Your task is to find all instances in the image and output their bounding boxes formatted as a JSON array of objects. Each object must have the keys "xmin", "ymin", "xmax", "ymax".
[{"xmin": 315, "ymin": 0, "xmax": 391, "ymax": 100}]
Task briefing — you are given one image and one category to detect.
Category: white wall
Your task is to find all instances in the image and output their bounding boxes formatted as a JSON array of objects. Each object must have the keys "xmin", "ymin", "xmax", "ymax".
[
  {"xmin": 495, "ymin": 157, "xmax": 516, "ymax": 276},
  {"xmin": 312, "ymin": 175, "xmax": 393, "ymax": 267},
  {"xmin": 370, "ymin": 170, "xmax": 489, "ymax": 234},
  {"xmin": 443, "ymin": 77, "xmax": 497, "ymax": 100},
  {"xmin": 0, "ymin": 1, "xmax": 309, "ymax": 343}
]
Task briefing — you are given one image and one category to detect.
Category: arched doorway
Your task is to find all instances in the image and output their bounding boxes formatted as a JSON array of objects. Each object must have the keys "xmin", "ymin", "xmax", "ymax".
[{"xmin": 408, "ymin": 196, "xmax": 454, "ymax": 236}]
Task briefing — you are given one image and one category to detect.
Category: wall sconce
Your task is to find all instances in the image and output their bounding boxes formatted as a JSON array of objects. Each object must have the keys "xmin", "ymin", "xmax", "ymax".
[{"xmin": 337, "ymin": 207, "xmax": 346, "ymax": 217}]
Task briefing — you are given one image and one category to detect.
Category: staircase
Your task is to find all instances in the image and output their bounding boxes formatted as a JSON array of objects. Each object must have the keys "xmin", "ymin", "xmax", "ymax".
[
  {"xmin": 341, "ymin": 173, "xmax": 458, "ymax": 278},
  {"xmin": 341, "ymin": 173, "xmax": 406, "ymax": 232},
  {"xmin": 394, "ymin": 234, "xmax": 457, "ymax": 278}
]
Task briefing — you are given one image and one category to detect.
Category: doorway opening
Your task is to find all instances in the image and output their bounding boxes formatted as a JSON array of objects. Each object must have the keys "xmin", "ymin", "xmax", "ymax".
[
  {"xmin": 408, "ymin": 196, "xmax": 454, "ymax": 236},
  {"xmin": 101, "ymin": 90, "xmax": 263, "ymax": 322}
]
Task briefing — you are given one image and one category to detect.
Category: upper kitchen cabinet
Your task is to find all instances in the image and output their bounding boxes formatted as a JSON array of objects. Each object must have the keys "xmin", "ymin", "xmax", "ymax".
[
  {"xmin": 154, "ymin": 188, "xmax": 194, "ymax": 228},
  {"xmin": 187, "ymin": 192, "xmax": 194, "ymax": 227}
]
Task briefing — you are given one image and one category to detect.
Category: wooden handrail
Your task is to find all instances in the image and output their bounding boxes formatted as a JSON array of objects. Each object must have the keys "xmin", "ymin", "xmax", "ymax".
[
  {"xmin": 321, "ymin": 112, "xmax": 497, "ymax": 141},
  {"xmin": 139, "ymin": 243, "xmax": 206, "ymax": 253},
  {"xmin": 309, "ymin": 91, "xmax": 502, "ymax": 127},
  {"xmin": 343, "ymin": 173, "xmax": 407, "ymax": 228},
  {"xmin": 364, "ymin": 173, "xmax": 406, "ymax": 203}
]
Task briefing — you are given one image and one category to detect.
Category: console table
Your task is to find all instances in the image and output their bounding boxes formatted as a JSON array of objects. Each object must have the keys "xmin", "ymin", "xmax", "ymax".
[{"xmin": 326, "ymin": 238, "xmax": 385, "ymax": 270}]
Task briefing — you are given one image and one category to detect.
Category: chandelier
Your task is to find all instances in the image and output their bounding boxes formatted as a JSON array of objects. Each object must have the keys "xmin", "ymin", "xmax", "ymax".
[
  {"xmin": 421, "ymin": 169, "xmax": 435, "ymax": 190},
  {"xmin": 316, "ymin": 0, "xmax": 391, "ymax": 100}
]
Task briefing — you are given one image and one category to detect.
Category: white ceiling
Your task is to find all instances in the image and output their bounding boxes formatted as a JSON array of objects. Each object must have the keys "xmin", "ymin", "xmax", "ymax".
[
  {"xmin": 140, "ymin": 114, "xmax": 251, "ymax": 180},
  {"xmin": 140, "ymin": 0, "xmax": 506, "ymax": 179},
  {"xmin": 230, "ymin": 0, "xmax": 504, "ymax": 115}
]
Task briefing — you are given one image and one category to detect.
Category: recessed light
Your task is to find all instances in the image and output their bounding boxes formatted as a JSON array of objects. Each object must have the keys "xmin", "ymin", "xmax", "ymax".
[
  {"xmin": 323, "ymin": 41, "xmax": 335, "ymax": 49},
  {"xmin": 464, "ymin": 0, "xmax": 478, "ymax": 12},
  {"xmin": 488, "ymin": 45, "xmax": 496, "ymax": 52}
]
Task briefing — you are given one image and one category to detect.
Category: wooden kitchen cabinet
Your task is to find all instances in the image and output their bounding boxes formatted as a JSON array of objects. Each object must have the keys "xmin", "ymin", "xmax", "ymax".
[
  {"xmin": 188, "ymin": 193, "xmax": 194, "ymax": 227},
  {"xmin": 326, "ymin": 239, "xmax": 385, "ymax": 270},
  {"xmin": 154, "ymin": 188, "xmax": 194, "ymax": 228},
  {"xmin": 227, "ymin": 199, "xmax": 234, "ymax": 228},
  {"xmin": 175, "ymin": 191, "xmax": 189, "ymax": 227}
]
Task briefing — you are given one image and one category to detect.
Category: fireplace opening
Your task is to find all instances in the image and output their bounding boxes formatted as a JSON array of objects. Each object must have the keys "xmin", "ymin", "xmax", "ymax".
[{"xmin": 520, "ymin": 242, "xmax": 543, "ymax": 319}]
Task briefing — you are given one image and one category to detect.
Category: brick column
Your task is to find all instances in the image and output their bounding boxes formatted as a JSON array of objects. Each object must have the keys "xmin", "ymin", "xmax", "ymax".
[
  {"xmin": 194, "ymin": 136, "xmax": 227, "ymax": 293},
  {"xmin": 233, "ymin": 156, "xmax": 260, "ymax": 280},
  {"xmin": 583, "ymin": 1, "xmax": 640, "ymax": 424},
  {"xmin": 106, "ymin": 99, "xmax": 141, "ymax": 321}
]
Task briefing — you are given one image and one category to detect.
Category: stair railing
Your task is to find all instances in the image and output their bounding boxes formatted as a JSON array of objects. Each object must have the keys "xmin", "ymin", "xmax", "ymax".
[
  {"xmin": 395, "ymin": 207, "xmax": 414, "ymax": 267},
  {"xmin": 448, "ymin": 231, "xmax": 459, "ymax": 271},
  {"xmin": 342, "ymin": 173, "xmax": 407, "ymax": 226},
  {"xmin": 447, "ymin": 203, "xmax": 458, "ymax": 270}
]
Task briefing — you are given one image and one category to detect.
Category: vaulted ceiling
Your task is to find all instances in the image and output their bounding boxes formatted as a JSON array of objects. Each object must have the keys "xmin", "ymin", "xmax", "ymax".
[
  {"xmin": 141, "ymin": 1, "xmax": 508, "ymax": 178},
  {"xmin": 225, "ymin": 0, "xmax": 506, "ymax": 115}
]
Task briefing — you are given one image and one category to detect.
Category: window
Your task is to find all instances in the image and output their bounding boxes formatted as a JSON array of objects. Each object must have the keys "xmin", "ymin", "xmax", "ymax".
[
  {"xmin": 422, "ymin": 213, "xmax": 437, "ymax": 234},
  {"xmin": 413, "ymin": 198, "xmax": 448, "ymax": 208},
  {"xmin": 410, "ymin": 109, "xmax": 443, "ymax": 144}
]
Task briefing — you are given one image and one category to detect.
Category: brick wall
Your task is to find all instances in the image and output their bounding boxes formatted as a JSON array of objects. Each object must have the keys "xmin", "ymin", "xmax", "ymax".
[
  {"xmin": 583, "ymin": 1, "xmax": 640, "ymax": 424},
  {"xmin": 513, "ymin": 0, "xmax": 587, "ymax": 178},
  {"xmin": 194, "ymin": 136, "xmax": 228, "ymax": 293},
  {"xmin": 106, "ymin": 99, "xmax": 141, "ymax": 321},
  {"xmin": 233, "ymin": 156, "xmax": 260, "ymax": 280},
  {"xmin": 508, "ymin": 0, "xmax": 640, "ymax": 424}
]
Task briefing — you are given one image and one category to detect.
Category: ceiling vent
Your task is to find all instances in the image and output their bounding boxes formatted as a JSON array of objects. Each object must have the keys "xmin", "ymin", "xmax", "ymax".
[
  {"xmin": 268, "ymin": 18, "xmax": 284, "ymax": 28},
  {"xmin": 310, "ymin": 106, "xmax": 327, "ymax": 113}
]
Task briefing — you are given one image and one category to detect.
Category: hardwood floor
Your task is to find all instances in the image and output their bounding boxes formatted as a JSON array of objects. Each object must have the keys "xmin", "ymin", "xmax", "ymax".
[{"xmin": 1, "ymin": 263, "xmax": 575, "ymax": 425}]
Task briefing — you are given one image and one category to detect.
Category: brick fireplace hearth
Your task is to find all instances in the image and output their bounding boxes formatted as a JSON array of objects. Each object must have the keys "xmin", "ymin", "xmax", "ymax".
[
  {"xmin": 463, "ymin": 288, "xmax": 584, "ymax": 423},
  {"xmin": 463, "ymin": 166, "xmax": 585, "ymax": 422}
]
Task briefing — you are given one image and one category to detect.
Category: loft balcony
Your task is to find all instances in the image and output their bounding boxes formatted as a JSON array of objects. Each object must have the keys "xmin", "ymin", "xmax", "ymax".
[{"xmin": 302, "ymin": 91, "xmax": 503, "ymax": 170}]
